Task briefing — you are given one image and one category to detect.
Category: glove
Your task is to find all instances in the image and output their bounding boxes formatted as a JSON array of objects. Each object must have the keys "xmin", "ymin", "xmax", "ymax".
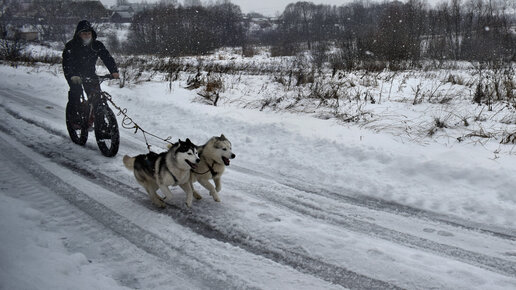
[{"xmin": 70, "ymin": 76, "xmax": 82, "ymax": 85}]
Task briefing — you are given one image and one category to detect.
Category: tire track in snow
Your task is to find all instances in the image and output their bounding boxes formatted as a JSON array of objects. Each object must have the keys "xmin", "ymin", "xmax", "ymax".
[
  {"xmin": 2, "ymin": 89, "xmax": 516, "ymax": 282},
  {"xmin": 0, "ymin": 132, "xmax": 253, "ymax": 290},
  {"xmin": 233, "ymin": 165, "xmax": 516, "ymax": 241},
  {"xmin": 2, "ymin": 89, "xmax": 514, "ymax": 241},
  {"xmin": 261, "ymin": 191, "xmax": 516, "ymax": 277},
  {"xmin": 0, "ymin": 109, "xmax": 401, "ymax": 289},
  {"xmin": 0, "ymin": 165, "xmax": 190, "ymax": 289},
  {"xmin": 3, "ymin": 101, "xmax": 516, "ymax": 277},
  {"xmin": 1, "ymin": 116, "xmax": 515, "ymax": 284}
]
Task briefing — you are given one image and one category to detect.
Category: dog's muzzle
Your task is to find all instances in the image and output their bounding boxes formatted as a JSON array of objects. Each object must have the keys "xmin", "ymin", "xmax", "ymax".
[
  {"xmin": 186, "ymin": 160, "xmax": 198, "ymax": 169},
  {"xmin": 222, "ymin": 154, "xmax": 235, "ymax": 166}
]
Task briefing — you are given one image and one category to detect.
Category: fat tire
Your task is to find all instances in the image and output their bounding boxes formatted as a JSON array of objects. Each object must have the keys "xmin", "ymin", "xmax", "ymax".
[
  {"xmin": 65, "ymin": 102, "xmax": 88, "ymax": 145},
  {"xmin": 94, "ymin": 103, "xmax": 119, "ymax": 157}
]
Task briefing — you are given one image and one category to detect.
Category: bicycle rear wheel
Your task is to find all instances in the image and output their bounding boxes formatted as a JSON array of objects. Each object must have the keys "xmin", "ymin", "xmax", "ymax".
[
  {"xmin": 65, "ymin": 102, "xmax": 88, "ymax": 145},
  {"xmin": 94, "ymin": 103, "xmax": 119, "ymax": 157}
]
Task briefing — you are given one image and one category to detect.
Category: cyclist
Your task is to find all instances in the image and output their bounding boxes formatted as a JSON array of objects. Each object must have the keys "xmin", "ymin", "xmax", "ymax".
[{"xmin": 62, "ymin": 20, "xmax": 119, "ymax": 127}]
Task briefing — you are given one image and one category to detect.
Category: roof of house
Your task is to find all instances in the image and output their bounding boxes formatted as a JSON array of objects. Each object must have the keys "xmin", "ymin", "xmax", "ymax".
[
  {"xmin": 111, "ymin": 11, "xmax": 133, "ymax": 19},
  {"xmin": 112, "ymin": 5, "xmax": 133, "ymax": 12}
]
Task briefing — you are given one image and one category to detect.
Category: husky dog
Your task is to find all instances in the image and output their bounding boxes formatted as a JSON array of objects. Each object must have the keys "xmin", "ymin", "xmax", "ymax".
[
  {"xmin": 190, "ymin": 134, "xmax": 236, "ymax": 203},
  {"xmin": 123, "ymin": 139, "xmax": 200, "ymax": 208}
]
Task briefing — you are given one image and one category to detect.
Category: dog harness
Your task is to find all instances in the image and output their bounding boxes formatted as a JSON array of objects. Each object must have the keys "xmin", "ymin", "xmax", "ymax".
[
  {"xmin": 192, "ymin": 160, "xmax": 218, "ymax": 177},
  {"xmin": 144, "ymin": 156, "xmax": 155, "ymax": 174},
  {"xmin": 165, "ymin": 166, "xmax": 179, "ymax": 184},
  {"xmin": 207, "ymin": 162, "xmax": 218, "ymax": 177},
  {"xmin": 158, "ymin": 156, "xmax": 178, "ymax": 184}
]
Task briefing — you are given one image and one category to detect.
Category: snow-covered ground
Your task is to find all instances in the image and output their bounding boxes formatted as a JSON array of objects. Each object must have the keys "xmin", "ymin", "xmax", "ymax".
[{"xmin": 1, "ymin": 63, "xmax": 516, "ymax": 289}]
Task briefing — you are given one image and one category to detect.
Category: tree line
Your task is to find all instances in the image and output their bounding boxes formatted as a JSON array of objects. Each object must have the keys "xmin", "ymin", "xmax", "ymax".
[
  {"xmin": 263, "ymin": 0, "xmax": 515, "ymax": 64},
  {"xmin": 123, "ymin": 0, "xmax": 515, "ymax": 64},
  {"xmin": 1, "ymin": 0, "xmax": 515, "ymax": 65},
  {"xmin": 125, "ymin": 1, "xmax": 244, "ymax": 56}
]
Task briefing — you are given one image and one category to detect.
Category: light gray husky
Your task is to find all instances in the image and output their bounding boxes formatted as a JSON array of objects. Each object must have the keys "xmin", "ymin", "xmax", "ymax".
[
  {"xmin": 190, "ymin": 134, "xmax": 236, "ymax": 203},
  {"xmin": 123, "ymin": 139, "xmax": 200, "ymax": 208}
]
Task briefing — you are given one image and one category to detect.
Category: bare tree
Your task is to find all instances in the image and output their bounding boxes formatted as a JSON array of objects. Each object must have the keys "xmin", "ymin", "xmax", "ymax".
[
  {"xmin": 280, "ymin": 2, "xmax": 317, "ymax": 49},
  {"xmin": 0, "ymin": 0, "xmax": 20, "ymax": 39},
  {"xmin": 29, "ymin": 0, "xmax": 109, "ymax": 44},
  {"xmin": 0, "ymin": 34, "xmax": 26, "ymax": 60},
  {"xmin": 30, "ymin": 0, "xmax": 78, "ymax": 44}
]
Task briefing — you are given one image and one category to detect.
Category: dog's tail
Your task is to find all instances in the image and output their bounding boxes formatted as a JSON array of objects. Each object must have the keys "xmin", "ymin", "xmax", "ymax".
[{"xmin": 123, "ymin": 155, "xmax": 135, "ymax": 171}]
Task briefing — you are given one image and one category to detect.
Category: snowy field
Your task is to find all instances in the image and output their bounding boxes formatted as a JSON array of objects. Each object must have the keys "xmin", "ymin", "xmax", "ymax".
[
  {"xmin": 98, "ymin": 46, "xmax": 516, "ymax": 156},
  {"xmin": 1, "ymin": 61, "xmax": 516, "ymax": 289}
]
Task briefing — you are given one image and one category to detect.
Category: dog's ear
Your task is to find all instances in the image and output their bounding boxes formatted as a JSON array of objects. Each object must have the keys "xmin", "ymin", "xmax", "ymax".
[
  {"xmin": 185, "ymin": 138, "xmax": 191, "ymax": 144},
  {"xmin": 220, "ymin": 134, "xmax": 226, "ymax": 140}
]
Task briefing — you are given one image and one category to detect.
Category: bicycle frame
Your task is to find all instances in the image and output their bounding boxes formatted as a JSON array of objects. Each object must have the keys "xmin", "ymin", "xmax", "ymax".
[
  {"xmin": 79, "ymin": 74, "xmax": 113, "ymax": 105},
  {"xmin": 66, "ymin": 74, "xmax": 119, "ymax": 157},
  {"xmin": 77, "ymin": 75, "xmax": 113, "ymax": 116}
]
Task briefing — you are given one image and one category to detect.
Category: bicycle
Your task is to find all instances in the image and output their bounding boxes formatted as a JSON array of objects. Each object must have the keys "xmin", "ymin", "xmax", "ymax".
[{"xmin": 65, "ymin": 74, "xmax": 120, "ymax": 157}]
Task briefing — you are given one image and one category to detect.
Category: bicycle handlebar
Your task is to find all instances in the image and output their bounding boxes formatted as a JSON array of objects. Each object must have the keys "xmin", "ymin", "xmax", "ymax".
[
  {"xmin": 98, "ymin": 74, "xmax": 114, "ymax": 80},
  {"xmin": 81, "ymin": 74, "xmax": 114, "ymax": 84}
]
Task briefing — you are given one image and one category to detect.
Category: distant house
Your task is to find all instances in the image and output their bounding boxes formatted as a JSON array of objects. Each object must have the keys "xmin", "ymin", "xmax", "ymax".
[
  {"xmin": 19, "ymin": 0, "xmax": 32, "ymax": 10},
  {"xmin": 111, "ymin": 11, "xmax": 133, "ymax": 23},
  {"xmin": 72, "ymin": 0, "xmax": 110, "ymax": 20},
  {"xmin": 109, "ymin": 1, "xmax": 158, "ymax": 23},
  {"xmin": 8, "ymin": 25, "xmax": 39, "ymax": 41},
  {"xmin": 111, "ymin": 5, "xmax": 134, "ymax": 14},
  {"xmin": 130, "ymin": 3, "xmax": 155, "ymax": 13},
  {"xmin": 243, "ymin": 16, "xmax": 279, "ymax": 31},
  {"xmin": 16, "ymin": 31, "xmax": 38, "ymax": 41}
]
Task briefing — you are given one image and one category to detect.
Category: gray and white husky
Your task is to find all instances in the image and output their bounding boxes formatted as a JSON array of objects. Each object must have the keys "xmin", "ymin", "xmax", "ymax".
[
  {"xmin": 190, "ymin": 134, "xmax": 236, "ymax": 203},
  {"xmin": 123, "ymin": 139, "xmax": 200, "ymax": 208}
]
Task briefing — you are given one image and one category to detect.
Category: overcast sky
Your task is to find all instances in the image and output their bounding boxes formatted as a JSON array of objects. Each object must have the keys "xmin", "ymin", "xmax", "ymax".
[{"xmin": 100, "ymin": 0, "xmax": 445, "ymax": 16}]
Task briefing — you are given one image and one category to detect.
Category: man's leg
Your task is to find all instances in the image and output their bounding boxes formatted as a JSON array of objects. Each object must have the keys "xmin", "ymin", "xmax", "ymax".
[
  {"xmin": 83, "ymin": 81, "xmax": 101, "ymax": 108},
  {"xmin": 67, "ymin": 83, "xmax": 83, "ymax": 125},
  {"xmin": 82, "ymin": 81, "xmax": 101, "ymax": 129}
]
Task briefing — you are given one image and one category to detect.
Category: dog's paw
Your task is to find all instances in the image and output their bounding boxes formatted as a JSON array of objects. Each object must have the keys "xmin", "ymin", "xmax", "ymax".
[
  {"xmin": 153, "ymin": 200, "xmax": 166, "ymax": 208},
  {"xmin": 193, "ymin": 191, "xmax": 202, "ymax": 200},
  {"xmin": 185, "ymin": 200, "xmax": 192, "ymax": 208},
  {"xmin": 211, "ymin": 192, "xmax": 221, "ymax": 202},
  {"xmin": 215, "ymin": 185, "xmax": 222, "ymax": 192}
]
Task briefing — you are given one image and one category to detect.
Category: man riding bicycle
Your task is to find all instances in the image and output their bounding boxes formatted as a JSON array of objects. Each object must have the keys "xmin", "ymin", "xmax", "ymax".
[{"xmin": 62, "ymin": 20, "xmax": 119, "ymax": 127}]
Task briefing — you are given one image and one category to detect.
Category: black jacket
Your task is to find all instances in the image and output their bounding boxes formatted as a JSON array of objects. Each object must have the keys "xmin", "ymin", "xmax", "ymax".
[{"xmin": 62, "ymin": 20, "xmax": 118, "ymax": 81}]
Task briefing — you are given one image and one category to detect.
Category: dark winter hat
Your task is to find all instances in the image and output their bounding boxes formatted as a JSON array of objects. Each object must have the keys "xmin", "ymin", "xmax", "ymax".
[{"xmin": 74, "ymin": 20, "xmax": 97, "ymax": 39}]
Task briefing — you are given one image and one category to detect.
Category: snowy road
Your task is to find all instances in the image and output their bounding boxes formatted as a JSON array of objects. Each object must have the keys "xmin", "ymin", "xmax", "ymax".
[{"xmin": 1, "ymin": 66, "xmax": 516, "ymax": 289}]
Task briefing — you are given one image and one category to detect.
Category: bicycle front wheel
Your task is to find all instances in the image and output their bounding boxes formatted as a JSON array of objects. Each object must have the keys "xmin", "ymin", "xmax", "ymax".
[{"xmin": 94, "ymin": 103, "xmax": 119, "ymax": 157}]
